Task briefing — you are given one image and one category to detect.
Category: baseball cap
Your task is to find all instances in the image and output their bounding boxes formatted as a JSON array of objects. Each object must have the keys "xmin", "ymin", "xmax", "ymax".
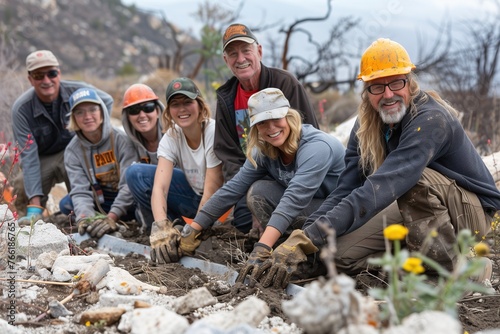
[
  {"xmin": 69, "ymin": 88, "xmax": 102, "ymax": 112},
  {"xmin": 248, "ymin": 88, "xmax": 290, "ymax": 127},
  {"xmin": 222, "ymin": 23, "xmax": 258, "ymax": 51},
  {"xmin": 26, "ymin": 50, "xmax": 59, "ymax": 71},
  {"xmin": 166, "ymin": 77, "xmax": 201, "ymax": 103}
]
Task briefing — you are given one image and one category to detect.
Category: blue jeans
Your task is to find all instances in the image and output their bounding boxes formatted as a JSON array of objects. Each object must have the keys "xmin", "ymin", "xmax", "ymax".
[{"xmin": 125, "ymin": 164, "xmax": 201, "ymax": 226}]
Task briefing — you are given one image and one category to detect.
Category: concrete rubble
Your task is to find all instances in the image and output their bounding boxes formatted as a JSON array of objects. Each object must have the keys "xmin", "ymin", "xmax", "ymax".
[{"xmin": 1, "ymin": 203, "xmax": 499, "ymax": 333}]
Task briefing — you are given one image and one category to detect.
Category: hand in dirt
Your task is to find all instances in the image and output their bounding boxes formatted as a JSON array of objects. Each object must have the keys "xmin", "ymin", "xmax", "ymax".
[
  {"xmin": 260, "ymin": 229, "xmax": 318, "ymax": 289},
  {"xmin": 236, "ymin": 242, "xmax": 273, "ymax": 286},
  {"xmin": 179, "ymin": 224, "xmax": 203, "ymax": 256},
  {"xmin": 149, "ymin": 219, "xmax": 181, "ymax": 264},
  {"xmin": 81, "ymin": 216, "xmax": 117, "ymax": 238}
]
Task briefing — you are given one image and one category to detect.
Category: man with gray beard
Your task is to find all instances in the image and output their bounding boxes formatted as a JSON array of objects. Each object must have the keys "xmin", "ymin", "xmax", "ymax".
[{"xmin": 253, "ymin": 38, "xmax": 500, "ymax": 289}]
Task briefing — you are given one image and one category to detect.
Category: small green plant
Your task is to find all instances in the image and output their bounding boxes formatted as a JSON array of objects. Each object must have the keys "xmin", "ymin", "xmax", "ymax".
[{"xmin": 369, "ymin": 225, "xmax": 492, "ymax": 326}]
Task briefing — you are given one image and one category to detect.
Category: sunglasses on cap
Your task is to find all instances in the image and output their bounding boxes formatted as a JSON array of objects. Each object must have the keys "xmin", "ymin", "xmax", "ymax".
[
  {"xmin": 126, "ymin": 102, "xmax": 157, "ymax": 116},
  {"xmin": 30, "ymin": 69, "xmax": 59, "ymax": 81}
]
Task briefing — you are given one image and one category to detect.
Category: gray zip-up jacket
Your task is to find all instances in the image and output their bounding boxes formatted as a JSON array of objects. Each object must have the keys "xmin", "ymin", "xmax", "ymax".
[
  {"xmin": 215, "ymin": 63, "xmax": 319, "ymax": 181},
  {"xmin": 304, "ymin": 91, "xmax": 500, "ymax": 247},
  {"xmin": 194, "ymin": 125, "xmax": 345, "ymax": 234},
  {"xmin": 64, "ymin": 96, "xmax": 137, "ymax": 222},
  {"xmin": 11, "ymin": 80, "xmax": 113, "ymax": 200}
]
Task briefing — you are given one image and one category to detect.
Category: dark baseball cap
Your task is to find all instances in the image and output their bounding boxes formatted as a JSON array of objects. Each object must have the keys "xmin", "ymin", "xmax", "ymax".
[
  {"xmin": 222, "ymin": 23, "xmax": 258, "ymax": 51},
  {"xmin": 166, "ymin": 77, "xmax": 201, "ymax": 103}
]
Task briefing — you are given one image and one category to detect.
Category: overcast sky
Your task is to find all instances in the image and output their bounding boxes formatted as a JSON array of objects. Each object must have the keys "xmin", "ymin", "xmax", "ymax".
[
  {"xmin": 123, "ymin": 0, "xmax": 492, "ymax": 59},
  {"xmin": 122, "ymin": 0, "xmax": 494, "ymax": 84}
]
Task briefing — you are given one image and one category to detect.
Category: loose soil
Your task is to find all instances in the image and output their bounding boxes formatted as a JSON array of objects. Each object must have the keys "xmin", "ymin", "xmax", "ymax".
[{"xmin": 3, "ymin": 213, "xmax": 500, "ymax": 333}]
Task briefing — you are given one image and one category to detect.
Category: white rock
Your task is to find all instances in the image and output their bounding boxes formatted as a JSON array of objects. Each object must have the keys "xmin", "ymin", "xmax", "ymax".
[
  {"xmin": 283, "ymin": 275, "xmax": 373, "ymax": 333},
  {"xmin": 99, "ymin": 292, "xmax": 152, "ymax": 307},
  {"xmin": 0, "ymin": 318, "xmax": 22, "ymax": 334},
  {"xmin": 16, "ymin": 222, "xmax": 68, "ymax": 260},
  {"xmin": 385, "ymin": 311, "xmax": 462, "ymax": 334},
  {"xmin": 173, "ymin": 287, "xmax": 218, "ymax": 314},
  {"xmin": 37, "ymin": 267, "xmax": 52, "ymax": 280},
  {"xmin": 35, "ymin": 251, "xmax": 58, "ymax": 270},
  {"xmin": 20, "ymin": 287, "xmax": 38, "ymax": 303},
  {"xmin": 196, "ymin": 296, "xmax": 270, "ymax": 330},
  {"xmin": 52, "ymin": 254, "xmax": 113, "ymax": 274},
  {"xmin": 51, "ymin": 266, "xmax": 72, "ymax": 282},
  {"xmin": 97, "ymin": 266, "xmax": 163, "ymax": 294},
  {"xmin": 129, "ymin": 306, "xmax": 189, "ymax": 334}
]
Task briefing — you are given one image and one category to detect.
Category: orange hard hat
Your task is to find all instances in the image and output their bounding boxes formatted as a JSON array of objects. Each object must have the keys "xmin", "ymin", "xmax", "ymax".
[
  {"xmin": 122, "ymin": 83, "xmax": 159, "ymax": 110},
  {"xmin": 357, "ymin": 38, "xmax": 416, "ymax": 82}
]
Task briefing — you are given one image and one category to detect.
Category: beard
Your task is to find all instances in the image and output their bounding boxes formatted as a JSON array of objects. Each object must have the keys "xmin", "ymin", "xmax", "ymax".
[{"xmin": 378, "ymin": 96, "xmax": 407, "ymax": 124}]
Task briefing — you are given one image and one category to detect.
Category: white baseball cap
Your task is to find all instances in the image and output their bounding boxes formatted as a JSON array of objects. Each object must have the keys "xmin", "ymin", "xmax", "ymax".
[{"xmin": 248, "ymin": 88, "xmax": 290, "ymax": 127}]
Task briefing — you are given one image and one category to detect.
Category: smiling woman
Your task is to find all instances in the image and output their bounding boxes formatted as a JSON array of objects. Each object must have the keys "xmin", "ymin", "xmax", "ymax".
[{"xmin": 148, "ymin": 77, "xmax": 224, "ymax": 264}]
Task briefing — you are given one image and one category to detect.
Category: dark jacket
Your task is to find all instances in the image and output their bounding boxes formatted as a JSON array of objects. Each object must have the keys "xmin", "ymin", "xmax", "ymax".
[
  {"xmin": 304, "ymin": 91, "xmax": 500, "ymax": 246},
  {"xmin": 214, "ymin": 63, "xmax": 318, "ymax": 181}
]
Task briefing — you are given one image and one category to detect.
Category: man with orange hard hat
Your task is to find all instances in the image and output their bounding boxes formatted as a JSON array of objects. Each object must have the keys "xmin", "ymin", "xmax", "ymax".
[{"xmin": 247, "ymin": 38, "xmax": 500, "ymax": 289}]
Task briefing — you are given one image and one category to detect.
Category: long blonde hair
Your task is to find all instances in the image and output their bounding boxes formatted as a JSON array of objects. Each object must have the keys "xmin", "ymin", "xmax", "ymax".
[
  {"xmin": 356, "ymin": 72, "xmax": 459, "ymax": 175},
  {"xmin": 246, "ymin": 108, "xmax": 302, "ymax": 167}
]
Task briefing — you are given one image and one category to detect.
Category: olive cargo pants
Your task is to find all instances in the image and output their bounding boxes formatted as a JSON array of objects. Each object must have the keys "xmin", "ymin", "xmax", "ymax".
[{"xmin": 335, "ymin": 168, "xmax": 492, "ymax": 274}]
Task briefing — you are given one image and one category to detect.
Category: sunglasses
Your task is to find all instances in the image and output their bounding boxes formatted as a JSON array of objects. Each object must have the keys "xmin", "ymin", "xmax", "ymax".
[
  {"xmin": 127, "ymin": 102, "xmax": 157, "ymax": 115},
  {"xmin": 30, "ymin": 69, "xmax": 59, "ymax": 81}
]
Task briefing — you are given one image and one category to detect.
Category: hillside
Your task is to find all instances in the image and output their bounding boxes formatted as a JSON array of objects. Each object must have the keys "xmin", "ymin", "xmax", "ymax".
[{"xmin": 0, "ymin": 0, "xmax": 199, "ymax": 77}]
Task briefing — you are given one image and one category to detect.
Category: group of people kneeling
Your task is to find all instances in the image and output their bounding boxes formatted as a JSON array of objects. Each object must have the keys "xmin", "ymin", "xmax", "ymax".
[{"xmin": 12, "ymin": 33, "xmax": 500, "ymax": 290}]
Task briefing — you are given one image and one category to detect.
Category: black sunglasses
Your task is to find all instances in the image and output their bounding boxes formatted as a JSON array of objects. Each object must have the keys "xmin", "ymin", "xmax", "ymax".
[
  {"xmin": 30, "ymin": 69, "xmax": 59, "ymax": 81},
  {"xmin": 127, "ymin": 102, "xmax": 157, "ymax": 115}
]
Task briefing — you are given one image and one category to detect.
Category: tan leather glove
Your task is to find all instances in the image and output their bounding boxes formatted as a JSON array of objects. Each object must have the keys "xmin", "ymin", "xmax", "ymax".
[
  {"xmin": 179, "ymin": 224, "xmax": 203, "ymax": 256},
  {"xmin": 150, "ymin": 219, "xmax": 181, "ymax": 264},
  {"xmin": 78, "ymin": 216, "xmax": 117, "ymax": 238},
  {"xmin": 236, "ymin": 242, "xmax": 273, "ymax": 286},
  {"xmin": 261, "ymin": 229, "xmax": 319, "ymax": 289}
]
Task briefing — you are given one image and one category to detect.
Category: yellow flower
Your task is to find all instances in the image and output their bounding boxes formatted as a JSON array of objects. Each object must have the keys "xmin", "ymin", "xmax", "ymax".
[
  {"xmin": 383, "ymin": 225, "xmax": 409, "ymax": 240},
  {"xmin": 402, "ymin": 257, "xmax": 425, "ymax": 274},
  {"xmin": 85, "ymin": 321, "xmax": 91, "ymax": 327},
  {"xmin": 473, "ymin": 242, "xmax": 490, "ymax": 257}
]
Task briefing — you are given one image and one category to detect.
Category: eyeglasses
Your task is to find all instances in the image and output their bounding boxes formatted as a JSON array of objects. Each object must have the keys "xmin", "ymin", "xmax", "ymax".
[
  {"xmin": 30, "ymin": 69, "xmax": 59, "ymax": 81},
  {"xmin": 366, "ymin": 79, "xmax": 407, "ymax": 95},
  {"xmin": 126, "ymin": 102, "xmax": 157, "ymax": 116},
  {"xmin": 73, "ymin": 106, "xmax": 100, "ymax": 117}
]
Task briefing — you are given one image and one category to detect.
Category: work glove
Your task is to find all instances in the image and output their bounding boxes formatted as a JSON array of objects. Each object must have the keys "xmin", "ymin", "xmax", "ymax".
[
  {"xmin": 179, "ymin": 224, "xmax": 203, "ymax": 256},
  {"xmin": 78, "ymin": 216, "xmax": 117, "ymax": 238},
  {"xmin": 17, "ymin": 205, "xmax": 44, "ymax": 226},
  {"xmin": 260, "ymin": 229, "xmax": 319, "ymax": 289},
  {"xmin": 150, "ymin": 219, "xmax": 181, "ymax": 264},
  {"xmin": 236, "ymin": 242, "xmax": 273, "ymax": 286}
]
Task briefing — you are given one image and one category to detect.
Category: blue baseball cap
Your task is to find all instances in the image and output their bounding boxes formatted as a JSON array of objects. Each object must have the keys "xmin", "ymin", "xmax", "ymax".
[{"xmin": 69, "ymin": 88, "xmax": 102, "ymax": 112}]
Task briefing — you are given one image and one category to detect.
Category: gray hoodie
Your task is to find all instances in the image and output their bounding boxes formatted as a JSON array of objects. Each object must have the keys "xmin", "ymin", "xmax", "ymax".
[{"xmin": 64, "ymin": 91, "xmax": 138, "ymax": 222}]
